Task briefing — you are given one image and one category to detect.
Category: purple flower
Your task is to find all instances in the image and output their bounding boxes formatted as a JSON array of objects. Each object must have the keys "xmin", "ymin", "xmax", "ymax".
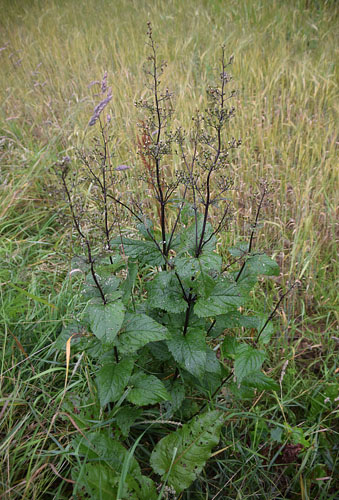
[
  {"xmin": 89, "ymin": 88, "xmax": 112, "ymax": 126},
  {"xmin": 101, "ymin": 71, "xmax": 108, "ymax": 93},
  {"xmin": 115, "ymin": 164, "xmax": 132, "ymax": 171}
]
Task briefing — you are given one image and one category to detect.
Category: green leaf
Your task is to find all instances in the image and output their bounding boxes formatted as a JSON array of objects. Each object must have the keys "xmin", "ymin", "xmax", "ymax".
[
  {"xmin": 147, "ymin": 340, "xmax": 172, "ymax": 361},
  {"xmin": 137, "ymin": 219, "xmax": 154, "ymax": 240},
  {"xmin": 116, "ymin": 406, "xmax": 142, "ymax": 437},
  {"xmin": 71, "ymin": 255, "xmax": 90, "ymax": 272},
  {"xmin": 194, "ymin": 278, "xmax": 244, "ymax": 317},
  {"xmin": 127, "ymin": 373, "xmax": 170, "ymax": 406},
  {"xmin": 271, "ymin": 426, "xmax": 284, "ymax": 443},
  {"xmin": 244, "ymin": 253, "xmax": 280, "ymax": 277},
  {"xmin": 150, "ymin": 410, "xmax": 224, "ymax": 493},
  {"xmin": 228, "ymin": 242, "xmax": 248, "ymax": 257},
  {"xmin": 147, "ymin": 272, "xmax": 187, "ymax": 313},
  {"xmin": 222, "ymin": 336, "xmax": 240, "ymax": 358},
  {"xmin": 111, "ymin": 237, "xmax": 165, "ymax": 266},
  {"xmin": 234, "ymin": 344, "xmax": 266, "ymax": 383},
  {"xmin": 164, "ymin": 380, "xmax": 186, "ymax": 415},
  {"xmin": 73, "ymin": 431, "xmax": 157, "ymax": 499},
  {"xmin": 175, "ymin": 252, "xmax": 222, "ymax": 278},
  {"xmin": 121, "ymin": 261, "xmax": 138, "ymax": 305},
  {"xmin": 243, "ymin": 371, "xmax": 279, "ymax": 391},
  {"xmin": 83, "ymin": 273, "xmax": 121, "ymax": 300},
  {"xmin": 205, "ymin": 347, "xmax": 221, "ymax": 375},
  {"xmin": 235, "ymin": 269, "xmax": 258, "ymax": 294},
  {"xmin": 95, "ymin": 358, "xmax": 134, "ymax": 407},
  {"xmin": 174, "ymin": 252, "xmax": 221, "ymax": 298},
  {"xmin": 175, "ymin": 217, "xmax": 216, "ymax": 256},
  {"xmin": 75, "ymin": 463, "xmax": 157, "ymax": 500},
  {"xmin": 54, "ymin": 321, "xmax": 84, "ymax": 350},
  {"xmin": 116, "ymin": 313, "xmax": 170, "ymax": 354},
  {"xmin": 74, "ymin": 431, "xmax": 139, "ymax": 474},
  {"xmin": 76, "ymin": 463, "xmax": 119, "ymax": 499},
  {"xmin": 167, "ymin": 328, "xmax": 207, "ymax": 379},
  {"xmin": 87, "ymin": 300, "xmax": 125, "ymax": 344},
  {"xmin": 239, "ymin": 315, "xmax": 274, "ymax": 344},
  {"xmin": 208, "ymin": 311, "xmax": 243, "ymax": 337}
]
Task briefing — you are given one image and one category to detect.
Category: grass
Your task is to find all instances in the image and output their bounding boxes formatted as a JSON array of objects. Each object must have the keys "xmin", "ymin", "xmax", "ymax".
[{"xmin": 0, "ymin": 0, "xmax": 338, "ymax": 498}]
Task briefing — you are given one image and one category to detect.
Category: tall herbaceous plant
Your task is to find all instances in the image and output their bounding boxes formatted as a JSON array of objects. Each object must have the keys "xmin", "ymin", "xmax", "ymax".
[{"xmin": 55, "ymin": 24, "xmax": 288, "ymax": 497}]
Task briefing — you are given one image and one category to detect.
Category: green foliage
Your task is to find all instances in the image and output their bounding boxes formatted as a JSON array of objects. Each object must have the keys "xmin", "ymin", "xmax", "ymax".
[
  {"xmin": 150, "ymin": 411, "xmax": 224, "ymax": 493},
  {"xmin": 87, "ymin": 300, "xmax": 125, "ymax": 344},
  {"xmin": 52, "ymin": 24, "xmax": 288, "ymax": 499},
  {"xmin": 1, "ymin": 1, "xmax": 338, "ymax": 498}
]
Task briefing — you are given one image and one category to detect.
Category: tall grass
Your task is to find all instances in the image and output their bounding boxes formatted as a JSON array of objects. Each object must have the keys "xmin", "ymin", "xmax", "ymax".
[{"xmin": 0, "ymin": 0, "xmax": 338, "ymax": 497}]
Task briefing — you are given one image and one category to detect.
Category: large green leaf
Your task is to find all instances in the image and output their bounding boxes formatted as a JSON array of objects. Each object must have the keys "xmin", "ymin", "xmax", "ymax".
[
  {"xmin": 194, "ymin": 278, "xmax": 244, "ymax": 317},
  {"xmin": 87, "ymin": 300, "xmax": 125, "ymax": 344},
  {"xmin": 127, "ymin": 373, "xmax": 170, "ymax": 406},
  {"xmin": 147, "ymin": 271, "xmax": 187, "ymax": 313},
  {"xmin": 95, "ymin": 358, "xmax": 134, "ymax": 406},
  {"xmin": 116, "ymin": 313, "xmax": 170, "ymax": 354},
  {"xmin": 111, "ymin": 237, "xmax": 165, "ymax": 266},
  {"xmin": 234, "ymin": 344, "xmax": 266, "ymax": 383},
  {"xmin": 150, "ymin": 410, "xmax": 224, "ymax": 493},
  {"xmin": 167, "ymin": 328, "xmax": 207, "ymax": 379}
]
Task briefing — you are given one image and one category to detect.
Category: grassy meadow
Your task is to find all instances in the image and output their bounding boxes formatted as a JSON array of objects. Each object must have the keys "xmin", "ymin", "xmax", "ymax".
[{"xmin": 0, "ymin": 0, "xmax": 338, "ymax": 498}]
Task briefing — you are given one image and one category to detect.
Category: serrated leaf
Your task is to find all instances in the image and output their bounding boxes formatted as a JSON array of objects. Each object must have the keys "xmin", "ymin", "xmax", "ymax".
[
  {"xmin": 87, "ymin": 300, "xmax": 125, "ymax": 344},
  {"xmin": 116, "ymin": 313, "xmax": 170, "ymax": 354},
  {"xmin": 175, "ymin": 252, "xmax": 221, "ymax": 279},
  {"xmin": 150, "ymin": 410, "xmax": 223, "ymax": 493},
  {"xmin": 54, "ymin": 321, "xmax": 85, "ymax": 350},
  {"xmin": 235, "ymin": 269, "xmax": 258, "ymax": 293},
  {"xmin": 245, "ymin": 253, "xmax": 280, "ymax": 276},
  {"xmin": 111, "ymin": 237, "xmax": 165, "ymax": 266},
  {"xmin": 167, "ymin": 328, "xmax": 207, "ymax": 379},
  {"xmin": 194, "ymin": 278, "xmax": 244, "ymax": 317},
  {"xmin": 209, "ymin": 311, "xmax": 243, "ymax": 337},
  {"xmin": 74, "ymin": 431, "xmax": 139, "ymax": 474},
  {"xmin": 165, "ymin": 380, "xmax": 186, "ymax": 414},
  {"xmin": 137, "ymin": 219, "xmax": 154, "ymax": 240},
  {"xmin": 175, "ymin": 217, "xmax": 216, "ymax": 256},
  {"xmin": 147, "ymin": 272, "xmax": 187, "ymax": 313},
  {"xmin": 71, "ymin": 255, "xmax": 89, "ymax": 272},
  {"xmin": 76, "ymin": 463, "xmax": 119, "ymax": 499},
  {"xmin": 239, "ymin": 315, "xmax": 274, "ymax": 344},
  {"xmin": 228, "ymin": 242, "xmax": 248, "ymax": 257},
  {"xmin": 234, "ymin": 344, "xmax": 266, "ymax": 383},
  {"xmin": 73, "ymin": 431, "xmax": 157, "ymax": 500},
  {"xmin": 243, "ymin": 371, "xmax": 279, "ymax": 391},
  {"xmin": 127, "ymin": 373, "xmax": 170, "ymax": 406},
  {"xmin": 95, "ymin": 358, "xmax": 134, "ymax": 406},
  {"xmin": 83, "ymin": 273, "xmax": 121, "ymax": 300},
  {"xmin": 148, "ymin": 340, "xmax": 172, "ymax": 361},
  {"xmin": 116, "ymin": 406, "xmax": 142, "ymax": 437}
]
